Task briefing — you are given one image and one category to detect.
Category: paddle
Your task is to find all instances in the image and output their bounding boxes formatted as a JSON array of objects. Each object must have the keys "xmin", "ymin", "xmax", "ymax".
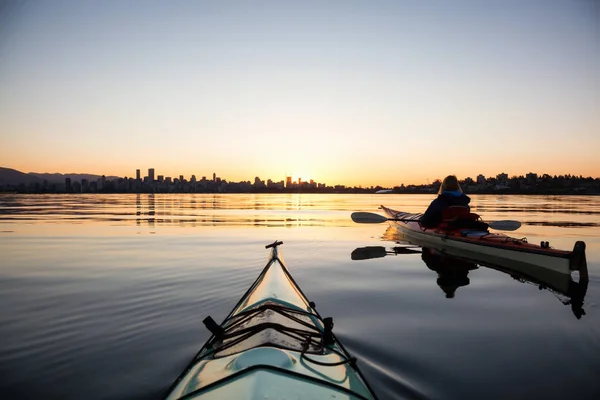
[
  {"xmin": 351, "ymin": 211, "xmax": 522, "ymax": 231},
  {"xmin": 351, "ymin": 245, "xmax": 421, "ymax": 260}
]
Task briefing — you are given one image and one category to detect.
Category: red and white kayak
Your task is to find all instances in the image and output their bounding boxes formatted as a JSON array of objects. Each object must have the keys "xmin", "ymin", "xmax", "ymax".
[{"xmin": 379, "ymin": 205, "xmax": 587, "ymax": 277}]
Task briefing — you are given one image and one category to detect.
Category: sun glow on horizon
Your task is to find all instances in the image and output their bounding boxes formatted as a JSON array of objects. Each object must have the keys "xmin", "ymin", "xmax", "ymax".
[{"xmin": 0, "ymin": 1, "xmax": 598, "ymax": 188}]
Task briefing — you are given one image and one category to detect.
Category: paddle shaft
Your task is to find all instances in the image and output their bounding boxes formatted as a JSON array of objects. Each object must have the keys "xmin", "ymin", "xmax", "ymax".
[{"xmin": 350, "ymin": 211, "xmax": 521, "ymax": 231}]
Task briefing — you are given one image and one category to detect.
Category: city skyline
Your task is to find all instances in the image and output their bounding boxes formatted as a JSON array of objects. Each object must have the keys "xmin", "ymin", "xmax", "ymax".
[
  {"xmin": 2, "ymin": 165, "xmax": 599, "ymax": 190},
  {"xmin": 1, "ymin": 1, "xmax": 598, "ymax": 186}
]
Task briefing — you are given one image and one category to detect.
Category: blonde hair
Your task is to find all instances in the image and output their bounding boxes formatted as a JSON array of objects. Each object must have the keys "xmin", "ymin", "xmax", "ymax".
[{"xmin": 438, "ymin": 175, "xmax": 463, "ymax": 195}]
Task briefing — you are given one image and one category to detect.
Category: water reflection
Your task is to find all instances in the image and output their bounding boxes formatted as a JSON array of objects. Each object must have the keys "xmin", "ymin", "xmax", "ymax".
[
  {"xmin": 352, "ymin": 244, "xmax": 588, "ymax": 319},
  {"xmin": 420, "ymin": 247, "xmax": 478, "ymax": 299},
  {"xmin": 136, "ymin": 193, "xmax": 155, "ymax": 226},
  {"xmin": 2, "ymin": 193, "xmax": 600, "ymax": 230},
  {"xmin": 0, "ymin": 193, "xmax": 368, "ymax": 227},
  {"xmin": 527, "ymin": 221, "xmax": 600, "ymax": 227},
  {"xmin": 0, "ymin": 194, "xmax": 598, "ymax": 399},
  {"xmin": 473, "ymin": 195, "xmax": 600, "ymax": 215}
]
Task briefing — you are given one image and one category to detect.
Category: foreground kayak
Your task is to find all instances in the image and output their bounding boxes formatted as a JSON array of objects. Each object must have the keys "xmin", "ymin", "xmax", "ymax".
[
  {"xmin": 380, "ymin": 205, "xmax": 587, "ymax": 277},
  {"xmin": 164, "ymin": 241, "xmax": 377, "ymax": 400}
]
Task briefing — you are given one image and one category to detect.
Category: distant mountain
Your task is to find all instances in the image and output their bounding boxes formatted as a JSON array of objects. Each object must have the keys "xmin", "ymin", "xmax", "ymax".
[
  {"xmin": 0, "ymin": 167, "xmax": 120, "ymax": 186},
  {"xmin": 28, "ymin": 172, "xmax": 120, "ymax": 183},
  {"xmin": 0, "ymin": 167, "xmax": 42, "ymax": 185}
]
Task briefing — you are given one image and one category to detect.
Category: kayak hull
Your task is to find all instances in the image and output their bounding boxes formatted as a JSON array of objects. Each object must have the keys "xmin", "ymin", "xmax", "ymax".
[
  {"xmin": 165, "ymin": 242, "xmax": 376, "ymax": 400},
  {"xmin": 380, "ymin": 205, "xmax": 587, "ymax": 277}
]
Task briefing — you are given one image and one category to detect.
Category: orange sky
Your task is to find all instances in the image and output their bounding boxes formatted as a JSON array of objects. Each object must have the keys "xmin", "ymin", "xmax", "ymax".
[{"xmin": 1, "ymin": 1, "xmax": 598, "ymax": 187}]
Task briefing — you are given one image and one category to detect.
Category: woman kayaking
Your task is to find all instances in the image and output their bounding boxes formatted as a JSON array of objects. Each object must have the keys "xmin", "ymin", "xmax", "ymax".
[{"xmin": 420, "ymin": 175, "xmax": 471, "ymax": 228}]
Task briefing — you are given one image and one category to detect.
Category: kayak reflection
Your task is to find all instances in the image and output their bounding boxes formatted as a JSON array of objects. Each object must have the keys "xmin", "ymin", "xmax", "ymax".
[{"xmin": 351, "ymin": 244, "xmax": 588, "ymax": 319}]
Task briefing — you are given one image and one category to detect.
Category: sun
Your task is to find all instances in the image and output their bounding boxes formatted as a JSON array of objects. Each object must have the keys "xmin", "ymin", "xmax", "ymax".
[
  {"xmin": 283, "ymin": 167, "xmax": 315, "ymax": 184},
  {"xmin": 282, "ymin": 156, "xmax": 326, "ymax": 184},
  {"xmin": 287, "ymin": 169, "xmax": 319, "ymax": 184},
  {"xmin": 293, "ymin": 174, "xmax": 311, "ymax": 183}
]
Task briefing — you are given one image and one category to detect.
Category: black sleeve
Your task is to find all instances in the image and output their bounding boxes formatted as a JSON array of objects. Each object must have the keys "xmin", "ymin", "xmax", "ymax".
[{"xmin": 421, "ymin": 197, "xmax": 444, "ymax": 227}]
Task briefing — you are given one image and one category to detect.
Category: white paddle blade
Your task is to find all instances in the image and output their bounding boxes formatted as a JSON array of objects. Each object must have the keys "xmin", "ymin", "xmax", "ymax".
[
  {"xmin": 488, "ymin": 220, "xmax": 521, "ymax": 231},
  {"xmin": 351, "ymin": 212, "xmax": 389, "ymax": 224}
]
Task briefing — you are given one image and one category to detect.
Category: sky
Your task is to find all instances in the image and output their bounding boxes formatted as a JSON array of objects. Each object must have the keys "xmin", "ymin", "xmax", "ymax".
[{"xmin": 0, "ymin": 0, "xmax": 598, "ymax": 187}]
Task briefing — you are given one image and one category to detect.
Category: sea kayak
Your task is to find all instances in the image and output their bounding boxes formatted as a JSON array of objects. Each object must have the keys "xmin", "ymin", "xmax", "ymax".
[
  {"xmin": 164, "ymin": 241, "xmax": 377, "ymax": 400},
  {"xmin": 379, "ymin": 205, "xmax": 587, "ymax": 277}
]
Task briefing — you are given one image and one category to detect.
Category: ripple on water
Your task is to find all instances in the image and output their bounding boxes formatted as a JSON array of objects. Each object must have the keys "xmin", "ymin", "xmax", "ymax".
[{"xmin": 1, "ymin": 194, "xmax": 599, "ymax": 399}]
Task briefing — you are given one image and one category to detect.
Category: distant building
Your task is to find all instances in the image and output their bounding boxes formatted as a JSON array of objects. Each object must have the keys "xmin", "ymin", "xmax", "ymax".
[
  {"xmin": 267, "ymin": 179, "xmax": 284, "ymax": 190},
  {"xmin": 286, "ymin": 176, "xmax": 292, "ymax": 188},
  {"xmin": 157, "ymin": 175, "xmax": 164, "ymax": 182},
  {"xmin": 526, "ymin": 172, "xmax": 537, "ymax": 184},
  {"xmin": 136, "ymin": 169, "xmax": 141, "ymax": 181},
  {"xmin": 148, "ymin": 168, "xmax": 155, "ymax": 182},
  {"xmin": 254, "ymin": 177, "xmax": 265, "ymax": 188},
  {"xmin": 496, "ymin": 173, "xmax": 508, "ymax": 184},
  {"xmin": 477, "ymin": 174, "xmax": 486, "ymax": 185}
]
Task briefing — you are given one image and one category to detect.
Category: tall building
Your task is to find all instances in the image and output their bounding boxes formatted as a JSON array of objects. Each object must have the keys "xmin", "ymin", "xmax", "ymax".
[
  {"xmin": 148, "ymin": 168, "xmax": 155, "ymax": 181},
  {"xmin": 213, "ymin": 172, "xmax": 216, "ymax": 181},
  {"xmin": 286, "ymin": 176, "xmax": 292, "ymax": 188},
  {"xmin": 136, "ymin": 169, "xmax": 141, "ymax": 181},
  {"xmin": 254, "ymin": 177, "xmax": 265, "ymax": 188}
]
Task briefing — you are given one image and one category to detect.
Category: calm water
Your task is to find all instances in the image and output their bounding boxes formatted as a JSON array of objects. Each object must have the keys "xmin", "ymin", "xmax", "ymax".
[{"xmin": 1, "ymin": 194, "xmax": 599, "ymax": 400}]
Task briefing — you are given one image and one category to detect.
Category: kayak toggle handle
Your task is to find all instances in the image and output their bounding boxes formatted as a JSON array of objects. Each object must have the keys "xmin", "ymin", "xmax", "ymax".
[
  {"xmin": 323, "ymin": 317, "xmax": 335, "ymax": 346},
  {"xmin": 203, "ymin": 316, "xmax": 225, "ymax": 339},
  {"xmin": 266, "ymin": 240, "xmax": 283, "ymax": 249}
]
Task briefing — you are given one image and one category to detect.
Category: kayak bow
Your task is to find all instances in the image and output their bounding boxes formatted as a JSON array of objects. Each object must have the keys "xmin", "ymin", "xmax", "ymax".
[{"xmin": 164, "ymin": 241, "xmax": 377, "ymax": 400}]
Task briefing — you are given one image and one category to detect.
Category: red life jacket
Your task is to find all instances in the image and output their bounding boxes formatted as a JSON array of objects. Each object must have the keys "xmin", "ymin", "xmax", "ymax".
[{"xmin": 439, "ymin": 206, "xmax": 488, "ymax": 231}]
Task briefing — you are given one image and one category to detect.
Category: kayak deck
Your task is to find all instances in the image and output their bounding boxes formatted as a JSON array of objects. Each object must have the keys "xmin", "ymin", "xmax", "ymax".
[
  {"xmin": 164, "ymin": 241, "xmax": 377, "ymax": 400},
  {"xmin": 380, "ymin": 205, "xmax": 587, "ymax": 277}
]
